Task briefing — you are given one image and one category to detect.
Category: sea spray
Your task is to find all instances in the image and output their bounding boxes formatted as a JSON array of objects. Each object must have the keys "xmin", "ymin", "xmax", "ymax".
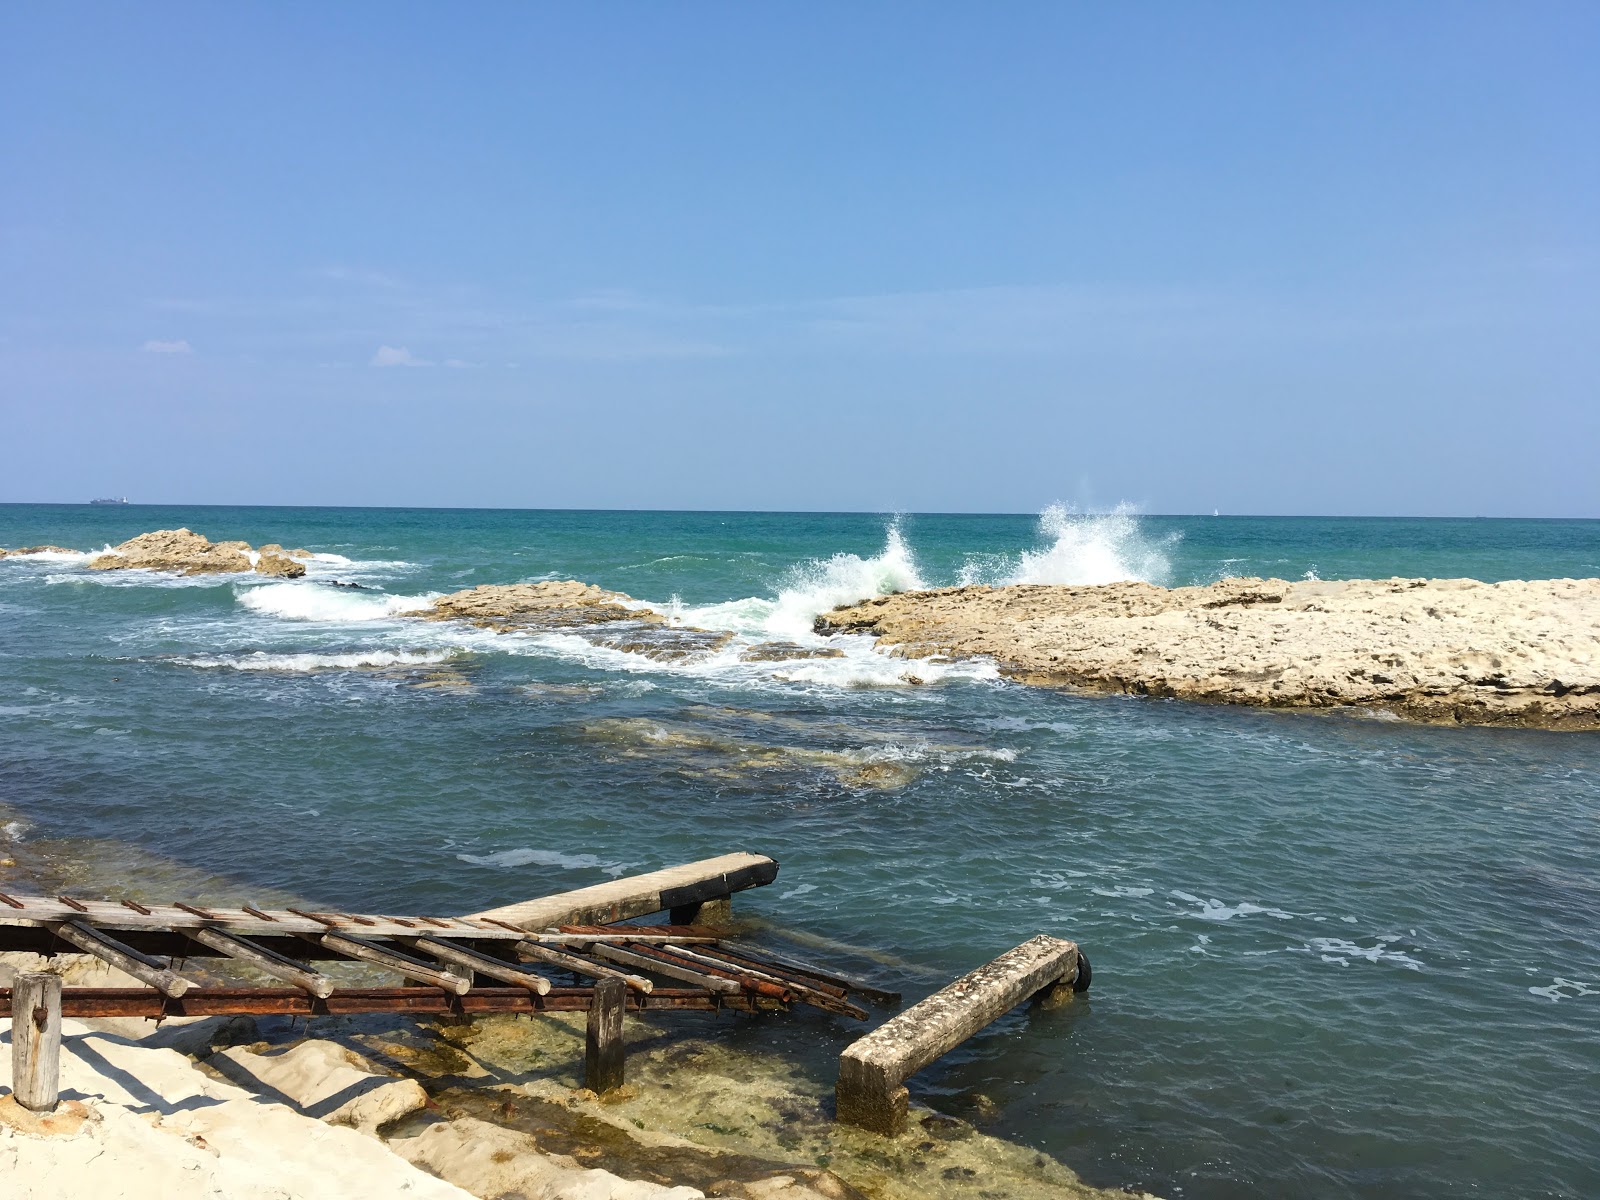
[
  {"xmin": 238, "ymin": 582, "xmax": 436, "ymax": 623},
  {"xmin": 677, "ymin": 519, "xmax": 926, "ymax": 639},
  {"xmin": 961, "ymin": 503, "xmax": 1177, "ymax": 586}
]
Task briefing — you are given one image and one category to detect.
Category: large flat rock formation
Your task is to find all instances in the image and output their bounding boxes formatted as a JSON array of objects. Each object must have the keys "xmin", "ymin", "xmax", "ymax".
[{"xmin": 816, "ymin": 577, "xmax": 1600, "ymax": 730}]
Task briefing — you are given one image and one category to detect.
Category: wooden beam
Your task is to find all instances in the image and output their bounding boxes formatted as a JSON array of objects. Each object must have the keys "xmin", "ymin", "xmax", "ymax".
[
  {"xmin": 585, "ymin": 976, "xmax": 626, "ymax": 1095},
  {"xmin": 664, "ymin": 944, "xmax": 868, "ymax": 1019},
  {"xmin": 588, "ymin": 944, "xmax": 741, "ymax": 994},
  {"xmin": 49, "ymin": 920, "xmax": 197, "ymax": 998},
  {"xmin": 403, "ymin": 936, "xmax": 552, "ymax": 995},
  {"xmin": 185, "ymin": 927, "xmax": 334, "ymax": 998},
  {"xmin": 513, "ymin": 942, "xmax": 654, "ymax": 994},
  {"xmin": 10, "ymin": 973, "xmax": 62, "ymax": 1112},
  {"xmin": 836, "ymin": 935, "xmax": 1080, "ymax": 1135},
  {"xmin": 304, "ymin": 933, "xmax": 471, "ymax": 994},
  {"xmin": 469, "ymin": 852, "xmax": 778, "ymax": 930}
]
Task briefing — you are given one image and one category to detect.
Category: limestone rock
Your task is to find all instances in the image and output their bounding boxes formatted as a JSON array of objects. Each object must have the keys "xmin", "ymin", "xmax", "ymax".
[
  {"xmin": 87, "ymin": 528, "xmax": 254, "ymax": 575},
  {"xmin": 815, "ymin": 576, "xmax": 1600, "ymax": 730},
  {"xmin": 392, "ymin": 1117, "xmax": 706, "ymax": 1199},
  {"xmin": 210, "ymin": 1039, "xmax": 429, "ymax": 1134},
  {"xmin": 258, "ymin": 543, "xmax": 313, "ymax": 560},
  {"xmin": 254, "ymin": 552, "xmax": 306, "ymax": 578},
  {"xmin": 422, "ymin": 581, "xmax": 662, "ymax": 631},
  {"xmin": 739, "ymin": 642, "xmax": 846, "ymax": 663}
]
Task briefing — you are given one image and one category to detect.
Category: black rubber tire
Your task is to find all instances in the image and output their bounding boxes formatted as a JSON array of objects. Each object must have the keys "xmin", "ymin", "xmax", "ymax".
[{"xmin": 1072, "ymin": 950, "xmax": 1092, "ymax": 992}]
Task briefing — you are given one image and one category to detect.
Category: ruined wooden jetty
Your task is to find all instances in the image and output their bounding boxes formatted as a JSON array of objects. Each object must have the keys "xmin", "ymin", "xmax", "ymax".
[{"xmin": 2, "ymin": 851, "xmax": 1090, "ymax": 1128}]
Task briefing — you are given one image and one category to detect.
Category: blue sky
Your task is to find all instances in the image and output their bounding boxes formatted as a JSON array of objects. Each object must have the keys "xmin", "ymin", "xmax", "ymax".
[{"xmin": 2, "ymin": 3, "xmax": 1596, "ymax": 515}]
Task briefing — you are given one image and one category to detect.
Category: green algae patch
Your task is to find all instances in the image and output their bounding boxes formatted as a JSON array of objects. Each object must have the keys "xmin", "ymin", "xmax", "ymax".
[{"xmin": 365, "ymin": 1012, "xmax": 1151, "ymax": 1200}]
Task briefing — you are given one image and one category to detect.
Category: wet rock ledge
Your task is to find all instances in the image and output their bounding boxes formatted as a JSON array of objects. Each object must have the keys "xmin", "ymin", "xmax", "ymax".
[{"xmin": 815, "ymin": 576, "xmax": 1600, "ymax": 730}]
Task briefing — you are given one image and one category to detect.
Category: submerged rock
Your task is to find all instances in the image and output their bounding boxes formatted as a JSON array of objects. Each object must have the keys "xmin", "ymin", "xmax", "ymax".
[
  {"xmin": 740, "ymin": 642, "xmax": 847, "ymax": 663},
  {"xmin": 85, "ymin": 528, "xmax": 307, "ymax": 578},
  {"xmin": 420, "ymin": 581, "xmax": 737, "ymax": 664},
  {"xmin": 816, "ymin": 576, "xmax": 1600, "ymax": 730}
]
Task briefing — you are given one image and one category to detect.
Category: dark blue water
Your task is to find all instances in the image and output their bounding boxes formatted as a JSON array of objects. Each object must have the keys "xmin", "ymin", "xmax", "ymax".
[{"xmin": 2, "ymin": 504, "xmax": 1597, "ymax": 1198}]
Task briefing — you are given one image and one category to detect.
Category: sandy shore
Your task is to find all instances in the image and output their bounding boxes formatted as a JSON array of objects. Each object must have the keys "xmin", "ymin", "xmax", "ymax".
[{"xmin": 815, "ymin": 576, "xmax": 1600, "ymax": 729}]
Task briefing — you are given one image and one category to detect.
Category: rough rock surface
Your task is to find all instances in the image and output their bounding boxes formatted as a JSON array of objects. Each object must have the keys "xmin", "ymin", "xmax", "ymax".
[
  {"xmin": 421, "ymin": 582, "xmax": 734, "ymax": 663},
  {"xmin": 815, "ymin": 576, "xmax": 1600, "ymax": 729},
  {"xmin": 86, "ymin": 528, "xmax": 307, "ymax": 577},
  {"xmin": 739, "ymin": 642, "xmax": 846, "ymax": 663},
  {"xmin": 210, "ymin": 1039, "xmax": 430, "ymax": 1134},
  {"xmin": 422, "ymin": 581, "xmax": 659, "ymax": 631},
  {"xmin": 0, "ymin": 1017, "xmax": 471, "ymax": 1200}
]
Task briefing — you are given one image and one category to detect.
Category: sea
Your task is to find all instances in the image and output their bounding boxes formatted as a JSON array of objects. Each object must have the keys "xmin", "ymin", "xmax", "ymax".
[{"xmin": 1, "ymin": 503, "xmax": 1596, "ymax": 1199}]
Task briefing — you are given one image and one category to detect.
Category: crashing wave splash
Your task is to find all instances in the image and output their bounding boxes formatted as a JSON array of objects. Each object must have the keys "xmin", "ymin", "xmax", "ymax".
[
  {"xmin": 210, "ymin": 505, "xmax": 1164, "ymax": 690},
  {"xmin": 960, "ymin": 503, "xmax": 1177, "ymax": 587}
]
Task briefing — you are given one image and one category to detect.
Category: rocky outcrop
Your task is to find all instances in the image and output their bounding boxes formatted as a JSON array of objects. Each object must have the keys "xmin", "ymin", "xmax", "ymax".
[
  {"xmin": 421, "ymin": 581, "xmax": 663, "ymax": 631},
  {"xmin": 815, "ymin": 576, "xmax": 1600, "ymax": 730},
  {"xmin": 253, "ymin": 552, "xmax": 305, "ymax": 578},
  {"xmin": 421, "ymin": 582, "xmax": 735, "ymax": 663},
  {"xmin": 86, "ymin": 529, "xmax": 307, "ymax": 578},
  {"xmin": 739, "ymin": 642, "xmax": 846, "ymax": 663}
]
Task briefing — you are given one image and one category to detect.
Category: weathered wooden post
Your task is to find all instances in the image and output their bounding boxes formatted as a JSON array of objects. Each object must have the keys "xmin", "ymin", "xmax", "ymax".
[
  {"xmin": 10, "ymin": 972, "xmax": 63, "ymax": 1113},
  {"xmin": 836, "ymin": 934, "xmax": 1084, "ymax": 1136},
  {"xmin": 585, "ymin": 976, "xmax": 626, "ymax": 1095}
]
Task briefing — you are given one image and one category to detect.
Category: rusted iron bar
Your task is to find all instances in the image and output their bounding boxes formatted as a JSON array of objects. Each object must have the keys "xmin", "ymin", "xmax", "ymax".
[
  {"xmin": 0, "ymin": 986, "xmax": 743, "ymax": 1018},
  {"xmin": 664, "ymin": 944, "xmax": 867, "ymax": 1019}
]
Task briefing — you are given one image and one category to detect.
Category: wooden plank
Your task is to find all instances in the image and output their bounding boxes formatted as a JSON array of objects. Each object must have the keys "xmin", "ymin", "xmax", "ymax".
[
  {"xmin": 585, "ymin": 976, "xmax": 626, "ymax": 1094},
  {"xmin": 469, "ymin": 853, "xmax": 778, "ymax": 930},
  {"xmin": 49, "ymin": 920, "xmax": 197, "ymax": 998},
  {"xmin": 664, "ymin": 944, "xmax": 868, "ymax": 1019},
  {"xmin": 1, "ymin": 986, "xmax": 739, "ymax": 1018},
  {"xmin": 725, "ymin": 944, "xmax": 903, "ymax": 1007},
  {"xmin": 404, "ymin": 936, "xmax": 552, "ymax": 995},
  {"xmin": 620, "ymin": 942, "xmax": 792, "ymax": 1002},
  {"xmin": 305, "ymin": 932, "xmax": 471, "ymax": 994},
  {"xmin": 588, "ymin": 944, "xmax": 741, "ymax": 994},
  {"xmin": 185, "ymin": 927, "xmax": 335, "ymax": 998},
  {"xmin": 0, "ymin": 896, "xmax": 529, "ymax": 941},
  {"xmin": 513, "ymin": 942, "xmax": 654, "ymax": 994},
  {"xmin": 836, "ymin": 935, "xmax": 1079, "ymax": 1136},
  {"xmin": 10, "ymin": 973, "xmax": 62, "ymax": 1112}
]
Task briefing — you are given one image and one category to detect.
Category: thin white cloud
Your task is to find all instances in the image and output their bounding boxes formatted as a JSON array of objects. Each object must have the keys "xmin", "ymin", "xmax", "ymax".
[
  {"xmin": 370, "ymin": 345, "xmax": 432, "ymax": 368},
  {"xmin": 142, "ymin": 338, "xmax": 193, "ymax": 354}
]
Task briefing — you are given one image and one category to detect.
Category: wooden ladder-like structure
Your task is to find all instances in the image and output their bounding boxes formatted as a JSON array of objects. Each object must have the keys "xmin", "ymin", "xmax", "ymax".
[{"xmin": 1, "ymin": 852, "xmax": 896, "ymax": 1112}]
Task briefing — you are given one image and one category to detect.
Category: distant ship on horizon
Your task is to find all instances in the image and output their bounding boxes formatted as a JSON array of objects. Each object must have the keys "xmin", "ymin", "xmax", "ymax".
[{"xmin": 89, "ymin": 497, "xmax": 129, "ymax": 505}]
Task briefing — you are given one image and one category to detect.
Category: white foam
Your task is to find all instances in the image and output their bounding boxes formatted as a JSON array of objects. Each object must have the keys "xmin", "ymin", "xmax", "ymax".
[
  {"xmin": 456, "ymin": 848, "xmax": 635, "ymax": 877},
  {"xmin": 238, "ymin": 583, "xmax": 436, "ymax": 623},
  {"xmin": 1528, "ymin": 977, "xmax": 1599, "ymax": 1002},
  {"xmin": 177, "ymin": 649, "xmax": 455, "ymax": 672},
  {"xmin": 1, "ymin": 547, "xmax": 95, "ymax": 564},
  {"xmin": 961, "ymin": 503, "xmax": 1177, "ymax": 586},
  {"xmin": 1297, "ymin": 936, "xmax": 1424, "ymax": 971},
  {"xmin": 677, "ymin": 520, "xmax": 925, "ymax": 640},
  {"xmin": 1171, "ymin": 890, "xmax": 1295, "ymax": 922}
]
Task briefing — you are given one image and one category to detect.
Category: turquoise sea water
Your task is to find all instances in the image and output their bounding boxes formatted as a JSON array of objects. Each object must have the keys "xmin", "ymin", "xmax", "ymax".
[{"xmin": 1, "ymin": 503, "xmax": 1597, "ymax": 1198}]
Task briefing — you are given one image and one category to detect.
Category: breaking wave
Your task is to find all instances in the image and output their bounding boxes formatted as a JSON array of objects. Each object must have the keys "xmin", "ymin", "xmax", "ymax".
[
  {"xmin": 237, "ymin": 583, "xmax": 435, "ymax": 623},
  {"xmin": 962, "ymin": 503, "xmax": 1176, "ymax": 586},
  {"xmin": 677, "ymin": 519, "xmax": 925, "ymax": 640}
]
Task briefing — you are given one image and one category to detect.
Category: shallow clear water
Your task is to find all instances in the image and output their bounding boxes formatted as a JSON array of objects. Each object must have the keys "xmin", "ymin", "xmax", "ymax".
[{"xmin": 2, "ymin": 503, "xmax": 1597, "ymax": 1198}]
